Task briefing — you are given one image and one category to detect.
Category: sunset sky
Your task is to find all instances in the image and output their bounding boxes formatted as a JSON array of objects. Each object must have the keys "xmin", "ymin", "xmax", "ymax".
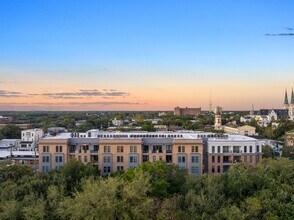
[{"xmin": 0, "ymin": 0, "xmax": 294, "ymax": 111}]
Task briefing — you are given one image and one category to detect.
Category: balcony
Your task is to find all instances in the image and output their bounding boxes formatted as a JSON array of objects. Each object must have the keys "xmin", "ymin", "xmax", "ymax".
[
  {"xmin": 90, "ymin": 150, "xmax": 98, "ymax": 153},
  {"xmin": 143, "ymin": 149, "xmax": 149, "ymax": 153},
  {"xmin": 166, "ymin": 150, "xmax": 172, "ymax": 153},
  {"xmin": 233, "ymin": 150, "xmax": 242, "ymax": 154}
]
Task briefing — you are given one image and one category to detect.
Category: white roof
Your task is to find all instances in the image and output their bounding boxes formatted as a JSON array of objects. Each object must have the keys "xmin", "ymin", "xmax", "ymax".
[{"xmin": 43, "ymin": 133, "xmax": 72, "ymax": 139}]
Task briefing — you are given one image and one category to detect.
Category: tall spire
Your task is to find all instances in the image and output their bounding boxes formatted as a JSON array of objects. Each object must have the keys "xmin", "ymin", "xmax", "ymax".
[
  {"xmin": 291, "ymin": 88, "xmax": 294, "ymax": 105},
  {"xmin": 284, "ymin": 89, "xmax": 289, "ymax": 109},
  {"xmin": 284, "ymin": 89, "xmax": 289, "ymax": 104}
]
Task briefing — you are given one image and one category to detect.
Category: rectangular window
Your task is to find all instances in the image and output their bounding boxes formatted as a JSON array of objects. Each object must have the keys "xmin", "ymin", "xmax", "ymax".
[
  {"xmin": 218, "ymin": 156, "xmax": 221, "ymax": 163},
  {"xmin": 218, "ymin": 146, "xmax": 221, "ymax": 153},
  {"xmin": 249, "ymin": 156, "xmax": 253, "ymax": 163},
  {"xmin": 212, "ymin": 146, "xmax": 215, "ymax": 153},
  {"xmin": 191, "ymin": 166, "xmax": 199, "ymax": 174},
  {"xmin": 195, "ymin": 146, "xmax": 198, "ymax": 152},
  {"xmin": 55, "ymin": 146, "xmax": 59, "ymax": 152},
  {"xmin": 191, "ymin": 156, "xmax": 199, "ymax": 163},
  {"xmin": 256, "ymin": 145, "xmax": 259, "ymax": 152},
  {"xmin": 129, "ymin": 156, "xmax": 138, "ymax": 163},
  {"xmin": 152, "ymin": 156, "xmax": 156, "ymax": 162},
  {"xmin": 94, "ymin": 145, "xmax": 99, "ymax": 152},
  {"xmin": 178, "ymin": 146, "xmax": 185, "ymax": 153},
  {"xmin": 178, "ymin": 156, "xmax": 185, "ymax": 163},
  {"xmin": 217, "ymin": 166, "xmax": 221, "ymax": 173},
  {"xmin": 55, "ymin": 156, "xmax": 58, "ymax": 163},
  {"xmin": 117, "ymin": 156, "xmax": 124, "ymax": 163},
  {"xmin": 42, "ymin": 156, "xmax": 46, "ymax": 163},
  {"xmin": 223, "ymin": 146, "xmax": 229, "ymax": 153},
  {"xmin": 212, "ymin": 166, "xmax": 215, "ymax": 173},
  {"xmin": 103, "ymin": 166, "xmax": 111, "ymax": 173},
  {"xmin": 130, "ymin": 146, "xmax": 137, "ymax": 153},
  {"xmin": 250, "ymin": 146, "xmax": 252, "ymax": 153},
  {"xmin": 59, "ymin": 156, "xmax": 62, "ymax": 163},
  {"xmin": 103, "ymin": 156, "xmax": 111, "ymax": 163},
  {"xmin": 212, "ymin": 156, "xmax": 215, "ymax": 163},
  {"xmin": 59, "ymin": 146, "xmax": 62, "ymax": 152},
  {"xmin": 104, "ymin": 146, "xmax": 110, "ymax": 153},
  {"xmin": 244, "ymin": 146, "xmax": 247, "ymax": 153},
  {"xmin": 166, "ymin": 145, "xmax": 172, "ymax": 153},
  {"xmin": 117, "ymin": 146, "xmax": 124, "ymax": 153}
]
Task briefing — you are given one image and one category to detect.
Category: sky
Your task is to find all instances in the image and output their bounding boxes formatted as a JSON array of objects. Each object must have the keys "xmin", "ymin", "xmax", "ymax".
[{"xmin": 0, "ymin": 0, "xmax": 294, "ymax": 111}]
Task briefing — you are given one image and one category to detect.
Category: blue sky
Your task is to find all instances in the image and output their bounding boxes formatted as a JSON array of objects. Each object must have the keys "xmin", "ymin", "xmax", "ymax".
[{"xmin": 0, "ymin": 0, "xmax": 294, "ymax": 110}]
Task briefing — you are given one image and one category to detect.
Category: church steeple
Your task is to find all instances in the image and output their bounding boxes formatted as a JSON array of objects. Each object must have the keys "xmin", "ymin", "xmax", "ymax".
[
  {"xmin": 284, "ymin": 89, "xmax": 289, "ymax": 109},
  {"xmin": 291, "ymin": 88, "xmax": 294, "ymax": 106}
]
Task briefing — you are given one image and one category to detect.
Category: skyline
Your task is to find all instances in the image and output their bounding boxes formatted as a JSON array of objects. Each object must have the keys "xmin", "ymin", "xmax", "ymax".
[{"xmin": 1, "ymin": 0, "xmax": 294, "ymax": 111}]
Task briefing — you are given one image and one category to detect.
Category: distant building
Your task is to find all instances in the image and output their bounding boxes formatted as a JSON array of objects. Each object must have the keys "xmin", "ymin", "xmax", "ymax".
[
  {"xmin": 223, "ymin": 125, "xmax": 257, "ymax": 136},
  {"xmin": 158, "ymin": 112, "xmax": 167, "ymax": 117},
  {"xmin": 48, "ymin": 127, "xmax": 66, "ymax": 136},
  {"xmin": 0, "ymin": 139, "xmax": 21, "ymax": 150},
  {"xmin": 20, "ymin": 129, "xmax": 44, "ymax": 151},
  {"xmin": 0, "ymin": 116, "xmax": 13, "ymax": 124},
  {"xmin": 205, "ymin": 135, "xmax": 262, "ymax": 175},
  {"xmin": 174, "ymin": 107, "xmax": 201, "ymax": 116},
  {"xmin": 154, "ymin": 125, "xmax": 168, "ymax": 131},
  {"xmin": 112, "ymin": 118, "xmax": 124, "ymax": 126}
]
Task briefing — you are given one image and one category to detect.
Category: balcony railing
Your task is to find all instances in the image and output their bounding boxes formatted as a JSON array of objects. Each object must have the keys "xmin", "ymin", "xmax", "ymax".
[
  {"xmin": 143, "ymin": 149, "xmax": 149, "ymax": 153},
  {"xmin": 166, "ymin": 150, "xmax": 172, "ymax": 153},
  {"xmin": 233, "ymin": 150, "xmax": 242, "ymax": 153}
]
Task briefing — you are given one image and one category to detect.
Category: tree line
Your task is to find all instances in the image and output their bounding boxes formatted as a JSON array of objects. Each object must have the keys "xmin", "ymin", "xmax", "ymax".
[{"xmin": 0, "ymin": 158, "xmax": 293, "ymax": 219}]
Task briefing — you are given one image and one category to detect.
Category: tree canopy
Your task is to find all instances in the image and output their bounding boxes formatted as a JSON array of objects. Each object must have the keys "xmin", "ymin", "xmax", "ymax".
[{"xmin": 0, "ymin": 158, "xmax": 293, "ymax": 219}]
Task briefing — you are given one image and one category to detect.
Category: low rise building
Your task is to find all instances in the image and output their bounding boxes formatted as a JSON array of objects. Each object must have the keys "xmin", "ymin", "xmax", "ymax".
[
  {"xmin": 223, "ymin": 125, "xmax": 257, "ymax": 136},
  {"xmin": 20, "ymin": 129, "xmax": 44, "ymax": 151},
  {"xmin": 174, "ymin": 107, "xmax": 201, "ymax": 116},
  {"xmin": 0, "ymin": 116, "xmax": 13, "ymax": 124}
]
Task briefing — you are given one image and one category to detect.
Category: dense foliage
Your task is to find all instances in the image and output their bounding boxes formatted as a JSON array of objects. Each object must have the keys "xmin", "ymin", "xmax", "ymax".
[{"xmin": 0, "ymin": 158, "xmax": 293, "ymax": 219}]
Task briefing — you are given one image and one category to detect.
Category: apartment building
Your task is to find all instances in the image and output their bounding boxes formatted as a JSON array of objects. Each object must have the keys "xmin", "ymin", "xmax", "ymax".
[
  {"xmin": 39, "ymin": 131, "xmax": 205, "ymax": 176},
  {"xmin": 205, "ymin": 135, "xmax": 262, "ymax": 175},
  {"xmin": 38, "ymin": 130, "xmax": 262, "ymax": 176}
]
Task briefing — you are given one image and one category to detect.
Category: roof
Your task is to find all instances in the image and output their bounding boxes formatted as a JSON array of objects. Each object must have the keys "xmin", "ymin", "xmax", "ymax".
[
  {"xmin": 42, "ymin": 133, "xmax": 72, "ymax": 139},
  {"xmin": 259, "ymin": 109, "xmax": 288, "ymax": 116}
]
